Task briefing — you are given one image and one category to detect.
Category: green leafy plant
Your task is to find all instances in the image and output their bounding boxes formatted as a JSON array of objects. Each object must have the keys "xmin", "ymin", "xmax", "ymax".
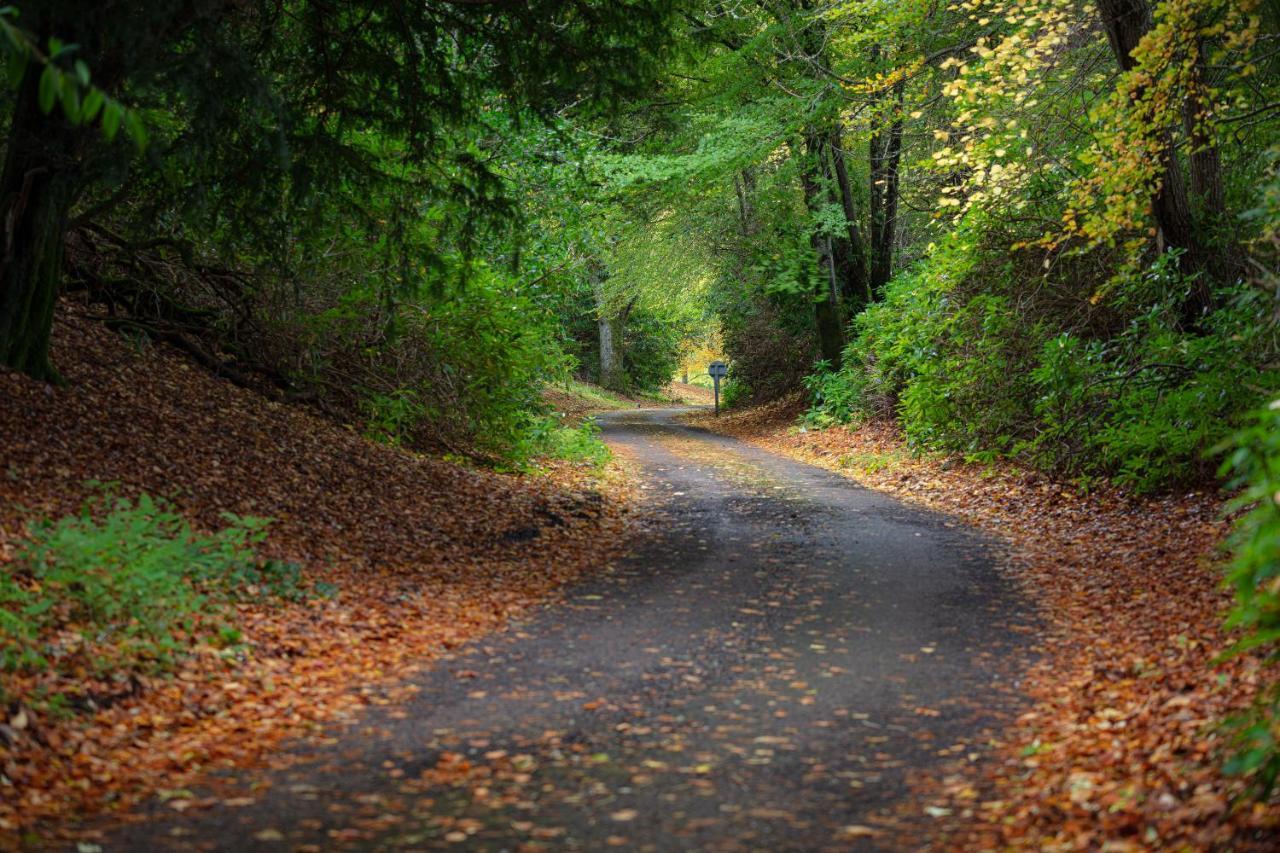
[
  {"xmin": 805, "ymin": 217, "xmax": 1270, "ymax": 492},
  {"xmin": 0, "ymin": 494, "xmax": 305, "ymax": 677},
  {"xmin": 507, "ymin": 415, "xmax": 612, "ymax": 471},
  {"xmin": 547, "ymin": 418, "xmax": 613, "ymax": 468},
  {"xmin": 1217, "ymin": 401, "xmax": 1280, "ymax": 797},
  {"xmin": 362, "ymin": 389, "xmax": 427, "ymax": 447},
  {"xmin": 719, "ymin": 377, "xmax": 751, "ymax": 410},
  {"xmin": 0, "ymin": 7, "xmax": 145, "ymax": 148}
]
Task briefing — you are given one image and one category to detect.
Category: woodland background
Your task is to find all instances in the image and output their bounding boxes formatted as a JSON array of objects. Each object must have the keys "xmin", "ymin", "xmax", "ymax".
[{"xmin": 3, "ymin": 0, "xmax": 1280, "ymax": 836}]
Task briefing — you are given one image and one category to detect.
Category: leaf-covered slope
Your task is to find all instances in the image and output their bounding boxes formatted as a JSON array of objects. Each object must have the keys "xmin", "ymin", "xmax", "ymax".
[{"xmin": 0, "ymin": 306, "xmax": 631, "ymax": 837}]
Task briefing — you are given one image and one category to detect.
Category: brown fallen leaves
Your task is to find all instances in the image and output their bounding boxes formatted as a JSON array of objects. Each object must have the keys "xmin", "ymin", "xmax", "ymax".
[
  {"xmin": 687, "ymin": 398, "xmax": 1280, "ymax": 849},
  {"xmin": 665, "ymin": 381, "xmax": 714, "ymax": 406},
  {"xmin": 0, "ymin": 306, "xmax": 633, "ymax": 841}
]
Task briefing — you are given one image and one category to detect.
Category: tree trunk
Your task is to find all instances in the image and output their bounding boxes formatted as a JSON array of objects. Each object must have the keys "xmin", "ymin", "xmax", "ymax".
[
  {"xmin": 800, "ymin": 133, "xmax": 845, "ymax": 369},
  {"xmin": 591, "ymin": 265, "xmax": 624, "ymax": 389},
  {"xmin": 0, "ymin": 65, "xmax": 84, "ymax": 381},
  {"xmin": 813, "ymin": 239, "xmax": 845, "ymax": 369},
  {"xmin": 825, "ymin": 125, "xmax": 871, "ymax": 312},
  {"xmin": 1183, "ymin": 91, "xmax": 1224, "ymax": 218},
  {"xmin": 1094, "ymin": 0, "xmax": 1214, "ymax": 327},
  {"xmin": 1095, "ymin": 0, "xmax": 1151, "ymax": 73},
  {"xmin": 869, "ymin": 77, "xmax": 904, "ymax": 297}
]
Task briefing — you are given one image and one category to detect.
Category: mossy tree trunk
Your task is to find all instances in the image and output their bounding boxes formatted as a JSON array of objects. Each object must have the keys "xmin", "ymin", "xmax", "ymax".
[{"xmin": 0, "ymin": 65, "xmax": 83, "ymax": 382}]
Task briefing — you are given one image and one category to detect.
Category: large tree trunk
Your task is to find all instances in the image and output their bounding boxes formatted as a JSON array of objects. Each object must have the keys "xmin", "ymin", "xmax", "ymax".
[
  {"xmin": 0, "ymin": 65, "xmax": 84, "ymax": 382},
  {"xmin": 800, "ymin": 132, "xmax": 845, "ymax": 369},
  {"xmin": 1183, "ymin": 88, "xmax": 1224, "ymax": 217},
  {"xmin": 869, "ymin": 77, "xmax": 904, "ymax": 297},
  {"xmin": 1094, "ymin": 0, "xmax": 1214, "ymax": 327}
]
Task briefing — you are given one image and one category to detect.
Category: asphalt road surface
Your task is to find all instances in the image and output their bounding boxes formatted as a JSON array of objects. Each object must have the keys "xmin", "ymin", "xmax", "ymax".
[{"xmin": 101, "ymin": 408, "xmax": 1030, "ymax": 851}]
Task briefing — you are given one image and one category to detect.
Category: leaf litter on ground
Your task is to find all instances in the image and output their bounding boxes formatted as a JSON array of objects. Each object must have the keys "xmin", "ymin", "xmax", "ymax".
[
  {"xmin": 0, "ymin": 307, "xmax": 635, "ymax": 843},
  {"xmin": 685, "ymin": 397, "xmax": 1280, "ymax": 850}
]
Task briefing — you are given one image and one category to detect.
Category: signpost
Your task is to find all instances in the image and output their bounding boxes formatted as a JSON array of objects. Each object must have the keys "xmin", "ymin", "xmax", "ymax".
[{"xmin": 708, "ymin": 360, "xmax": 728, "ymax": 416}]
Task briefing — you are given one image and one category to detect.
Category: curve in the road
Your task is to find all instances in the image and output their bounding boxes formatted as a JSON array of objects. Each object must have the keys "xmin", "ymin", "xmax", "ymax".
[{"xmin": 100, "ymin": 408, "xmax": 1033, "ymax": 851}]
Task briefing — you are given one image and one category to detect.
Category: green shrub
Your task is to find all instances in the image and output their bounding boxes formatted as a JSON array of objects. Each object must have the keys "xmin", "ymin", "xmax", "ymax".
[
  {"xmin": 622, "ymin": 307, "xmax": 685, "ymax": 394},
  {"xmin": 802, "ymin": 360, "xmax": 866, "ymax": 428},
  {"xmin": 0, "ymin": 494, "xmax": 304, "ymax": 677},
  {"xmin": 810, "ymin": 220, "xmax": 1042, "ymax": 458},
  {"xmin": 546, "ymin": 418, "xmax": 612, "ymax": 467},
  {"xmin": 1028, "ymin": 282, "xmax": 1269, "ymax": 490},
  {"xmin": 720, "ymin": 376, "xmax": 751, "ymax": 410},
  {"xmin": 505, "ymin": 415, "xmax": 612, "ymax": 471},
  {"xmin": 715, "ymin": 284, "xmax": 816, "ymax": 404},
  {"xmin": 362, "ymin": 389, "xmax": 427, "ymax": 447},
  {"xmin": 806, "ymin": 216, "xmax": 1272, "ymax": 491},
  {"xmin": 266, "ymin": 259, "xmax": 576, "ymax": 465},
  {"xmin": 1218, "ymin": 400, "xmax": 1280, "ymax": 797}
]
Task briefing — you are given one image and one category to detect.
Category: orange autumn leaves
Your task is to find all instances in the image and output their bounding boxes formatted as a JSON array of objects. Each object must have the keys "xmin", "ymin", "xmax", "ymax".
[
  {"xmin": 0, "ymin": 307, "xmax": 633, "ymax": 841},
  {"xmin": 687, "ymin": 400, "xmax": 1279, "ymax": 849}
]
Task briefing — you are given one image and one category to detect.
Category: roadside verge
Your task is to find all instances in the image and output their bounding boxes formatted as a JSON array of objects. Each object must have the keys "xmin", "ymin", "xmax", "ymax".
[{"xmin": 683, "ymin": 399, "xmax": 1277, "ymax": 849}]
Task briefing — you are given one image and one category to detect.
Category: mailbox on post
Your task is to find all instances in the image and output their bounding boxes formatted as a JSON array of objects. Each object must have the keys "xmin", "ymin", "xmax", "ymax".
[{"xmin": 708, "ymin": 360, "xmax": 728, "ymax": 416}]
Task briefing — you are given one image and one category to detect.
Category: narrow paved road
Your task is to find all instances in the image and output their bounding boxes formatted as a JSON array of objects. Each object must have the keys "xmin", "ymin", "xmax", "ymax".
[{"xmin": 104, "ymin": 409, "xmax": 1030, "ymax": 851}]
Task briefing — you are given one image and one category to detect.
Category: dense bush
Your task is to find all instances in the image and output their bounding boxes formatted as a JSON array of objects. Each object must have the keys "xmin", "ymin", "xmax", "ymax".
[
  {"xmin": 235, "ymin": 253, "xmax": 574, "ymax": 461},
  {"xmin": 0, "ymin": 494, "xmax": 308, "ymax": 678},
  {"xmin": 719, "ymin": 376, "xmax": 751, "ymax": 410},
  {"xmin": 718, "ymin": 293, "xmax": 816, "ymax": 404},
  {"xmin": 807, "ymin": 217, "xmax": 1274, "ymax": 490},
  {"xmin": 510, "ymin": 416, "xmax": 613, "ymax": 472},
  {"xmin": 1032, "ymin": 285, "xmax": 1269, "ymax": 489}
]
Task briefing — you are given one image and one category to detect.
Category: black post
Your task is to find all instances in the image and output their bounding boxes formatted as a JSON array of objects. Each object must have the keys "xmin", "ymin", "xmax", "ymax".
[{"xmin": 714, "ymin": 378, "xmax": 720, "ymax": 416}]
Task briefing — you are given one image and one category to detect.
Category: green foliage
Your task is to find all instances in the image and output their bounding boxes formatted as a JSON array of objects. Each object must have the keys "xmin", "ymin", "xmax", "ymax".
[
  {"xmin": 717, "ymin": 288, "xmax": 816, "ymax": 404},
  {"xmin": 260, "ymin": 253, "xmax": 577, "ymax": 462},
  {"xmin": 1031, "ymin": 286, "xmax": 1268, "ymax": 490},
  {"xmin": 0, "ymin": 494, "xmax": 305, "ymax": 677},
  {"xmin": 500, "ymin": 415, "xmax": 612, "ymax": 473},
  {"xmin": 0, "ymin": 8, "xmax": 145, "ymax": 148},
  {"xmin": 0, "ymin": 0, "xmax": 693, "ymax": 454},
  {"xmin": 362, "ymin": 390, "xmax": 426, "ymax": 447},
  {"xmin": 719, "ymin": 376, "xmax": 751, "ymax": 410},
  {"xmin": 542, "ymin": 418, "xmax": 613, "ymax": 468},
  {"xmin": 808, "ymin": 220, "xmax": 1273, "ymax": 490},
  {"xmin": 1218, "ymin": 401, "xmax": 1280, "ymax": 797},
  {"xmin": 803, "ymin": 360, "xmax": 868, "ymax": 428},
  {"xmin": 622, "ymin": 307, "xmax": 685, "ymax": 393}
]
